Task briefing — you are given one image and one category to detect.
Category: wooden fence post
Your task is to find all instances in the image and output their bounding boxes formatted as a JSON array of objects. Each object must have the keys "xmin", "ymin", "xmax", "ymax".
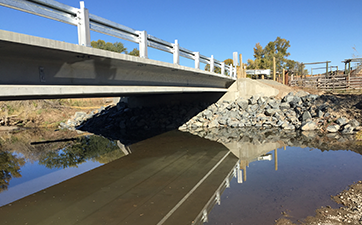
[
  {"xmin": 326, "ymin": 61, "xmax": 329, "ymax": 78},
  {"xmin": 273, "ymin": 57, "xmax": 276, "ymax": 81},
  {"xmin": 282, "ymin": 69, "xmax": 285, "ymax": 85}
]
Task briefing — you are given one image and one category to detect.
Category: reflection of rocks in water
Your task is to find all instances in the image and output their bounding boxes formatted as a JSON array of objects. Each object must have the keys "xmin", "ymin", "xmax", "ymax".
[
  {"xmin": 76, "ymin": 101, "xmax": 209, "ymax": 145},
  {"xmin": 182, "ymin": 127, "xmax": 294, "ymax": 145},
  {"xmin": 181, "ymin": 127, "xmax": 360, "ymax": 155}
]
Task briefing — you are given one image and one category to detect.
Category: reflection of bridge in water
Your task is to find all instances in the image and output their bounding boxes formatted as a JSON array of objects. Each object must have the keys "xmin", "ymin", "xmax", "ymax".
[
  {"xmin": 223, "ymin": 140, "xmax": 284, "ymax": 183},
  {"xmin": 0, "ymin": 130, "xmax": 283, "ymax": 225}
]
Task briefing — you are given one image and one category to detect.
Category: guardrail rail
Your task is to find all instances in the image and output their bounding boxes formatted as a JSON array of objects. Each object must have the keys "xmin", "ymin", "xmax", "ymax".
[{"xmin": 0, "ymin": 0, "xmax": 237, "ymax": 78}]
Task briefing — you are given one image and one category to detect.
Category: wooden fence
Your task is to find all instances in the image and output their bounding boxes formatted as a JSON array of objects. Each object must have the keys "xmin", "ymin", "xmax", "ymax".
[{"xmin": 290, "ymin": 74, "xmax": 362, "ymax": 90}]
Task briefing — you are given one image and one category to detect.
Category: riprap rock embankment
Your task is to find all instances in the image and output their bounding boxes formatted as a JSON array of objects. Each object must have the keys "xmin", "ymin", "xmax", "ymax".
[
  {"xmin": 60, "ymin": 91, "xmax": 362, "ymax": 141},
  {"xmin": 179, "ymin": 91, "xmax": 361, "ymax": 134}
]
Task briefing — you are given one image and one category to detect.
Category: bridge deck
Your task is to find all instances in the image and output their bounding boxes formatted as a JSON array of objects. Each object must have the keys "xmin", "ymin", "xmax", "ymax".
[{"xmin": 0, "ymin": 30, "xmax": 234, "ymax": 100}]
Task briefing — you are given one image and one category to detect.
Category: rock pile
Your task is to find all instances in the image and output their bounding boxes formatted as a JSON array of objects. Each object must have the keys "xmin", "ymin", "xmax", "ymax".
[
  {"xmin": 60, "ymin": 91, "xmax": 362, "ymax": 141},
  {"xmin": 180, "ymin": 91, "xmax": 361, "ymax": 134},
  {"xmin": 59, "ymin": 106, "xmax": 108, "ymax": 131}
]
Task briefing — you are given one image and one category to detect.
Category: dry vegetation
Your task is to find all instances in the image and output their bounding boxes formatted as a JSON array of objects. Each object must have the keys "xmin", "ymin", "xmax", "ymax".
[{"xmin": 0, "ymin": 98, "xmax": 114, "ymax": 128}]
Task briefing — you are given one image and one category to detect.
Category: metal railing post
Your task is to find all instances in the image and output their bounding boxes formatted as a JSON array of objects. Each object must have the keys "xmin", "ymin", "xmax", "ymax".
[
  {"xmin": 221, "ymin": 62, "xmax": 225, "ymax": 75},
  {"xmin": 194, "ymin": 52, "xmax": 200, "ymax": 69},
  {"xmin": 173, "ymin": 39, "xmax": 179, "ymax": 65},
  {"xmin": 138, "ymin": 30, "xmax": 148, "ymax": 58},
  {"xmin": 77, "ymin": 1, "xmax": 91, "ymax": 47},
  {"xmin": 210, "ymin": 55, "xmax": 214, "ymax": 72},
  {"xmin": 233, "ymin": 52, "xmax": 238, "ymax": 67}
]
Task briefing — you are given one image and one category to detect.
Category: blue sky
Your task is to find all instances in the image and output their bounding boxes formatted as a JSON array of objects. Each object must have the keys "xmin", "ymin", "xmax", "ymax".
[{"xmin": 1, "ymin": 0, "xmax": 361, "ymax": 72}]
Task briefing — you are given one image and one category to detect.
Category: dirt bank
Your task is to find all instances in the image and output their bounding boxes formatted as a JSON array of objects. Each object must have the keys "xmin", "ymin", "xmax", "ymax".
[{"xmin": 275, "ymin": 181, "xmax": 362, "ymax": 225}]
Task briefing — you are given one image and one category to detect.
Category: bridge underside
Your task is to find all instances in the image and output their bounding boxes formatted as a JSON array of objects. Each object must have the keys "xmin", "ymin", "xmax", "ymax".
[
  {"xmin": 0, "ymin": 85, "xmax": 227, "ymax": 101},
  {"xmin": 0, "ymin": 30, "xmax": 234, "ymax": 100}
]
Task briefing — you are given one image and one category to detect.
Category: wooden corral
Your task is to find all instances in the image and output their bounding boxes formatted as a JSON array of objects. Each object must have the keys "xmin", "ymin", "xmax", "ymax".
[{"xmin": 290, "ymin": 72, "xmax": 362, "ymax": 91}]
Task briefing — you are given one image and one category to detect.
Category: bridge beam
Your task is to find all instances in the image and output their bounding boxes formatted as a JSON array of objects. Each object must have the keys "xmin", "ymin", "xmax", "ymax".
[{"xmin": 0, "ymin": 30, "xmax": 234, "ymax": 100}]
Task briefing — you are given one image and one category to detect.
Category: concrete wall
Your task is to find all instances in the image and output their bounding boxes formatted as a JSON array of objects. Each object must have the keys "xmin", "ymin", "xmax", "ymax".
[
  {"xmin": 125, "ymin": 78, "xmax": 287, "ymax": 108},
  {"xmin": 127, "ymin": 92, "xmax": 225, "ymax": 108},
  {"xmin": 218, "ymin": 78, "xmax": 282, "ymax": 103}
]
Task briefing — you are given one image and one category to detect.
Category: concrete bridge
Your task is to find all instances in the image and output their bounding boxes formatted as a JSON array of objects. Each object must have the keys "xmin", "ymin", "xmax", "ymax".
[{"xmin": 0, "ymin": 0, "xmax": 236, "ymax": 100}]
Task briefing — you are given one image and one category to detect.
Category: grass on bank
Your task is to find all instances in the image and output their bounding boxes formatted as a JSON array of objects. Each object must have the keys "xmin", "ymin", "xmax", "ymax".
[{"xmin": 0, "ymin": 98, "xmax": 114, "ymax": 128}]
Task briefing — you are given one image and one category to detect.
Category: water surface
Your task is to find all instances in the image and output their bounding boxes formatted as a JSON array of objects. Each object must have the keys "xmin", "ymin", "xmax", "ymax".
[
  {"xmin": 207, "ymin": 146, "xmax": 362, "ymax": 224},
  {"xmin": 1, "ymin": 129, "xmax": 362, "ymax": 225}
]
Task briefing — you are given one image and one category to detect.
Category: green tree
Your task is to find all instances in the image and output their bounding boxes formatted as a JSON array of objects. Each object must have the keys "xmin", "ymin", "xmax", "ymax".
[
  {"xmin": 249, "ymin": 42, "xmax": 268, "ymax": 69},
  {"xmin": 205, "ymin": 64, "xmax": 221, "ymax": 74},
  {"xmin": 247, "ymin": 37, "xmax": 293, "ymax": 74},
  {"xmin": 285, "ymin": 60, "xmax": 308, "ymax": 76},
  {"xmin": 205, "ymin": 58, "xmax": 234, "ymax": 75},
  {"xmin": 298, "ymin": 62, "xmax": 309, "ymax": 76},
  {"xmin": 91, "ymin": 40, "xmax": 128, "ymax": 54},
  {"xmin": 285, "ymin": 59, "xmax": 298, "ymax": 71},
  {"xmin": 91, "ymin": 40, "xmax": 140, "ymax": 57},
  {"xmin": 129, "ymin": 48, "xmax": 140, "ymax": 57}
]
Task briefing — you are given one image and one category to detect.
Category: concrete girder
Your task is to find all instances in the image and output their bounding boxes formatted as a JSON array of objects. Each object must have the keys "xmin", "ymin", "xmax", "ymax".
[{"xmin": 0, "ymin": 30, "xmax": 234, "ymax": 100}]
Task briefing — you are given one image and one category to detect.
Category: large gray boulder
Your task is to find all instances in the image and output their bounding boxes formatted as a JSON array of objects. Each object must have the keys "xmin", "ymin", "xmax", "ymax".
[
  {"xmin": 301, "ymin": 121, "xmax": 318, "ymax": 131},
  {"xmin": 236, "ymin": 98, "xmax": 249, "ymax": 110},
  {"xmin": 326, "ymin": 124, "xmax": 340, "ymax": 133},
  {"xmin": 301, "ymin": 111, "xmax": 312, "ymax": 122},
  {"xmin": 341, "ymin": 124, "xmax": 354, "ymax": 134},
  {"xmin": 336, "ymin": 117, "xmax": 349, "ymax": 126}
]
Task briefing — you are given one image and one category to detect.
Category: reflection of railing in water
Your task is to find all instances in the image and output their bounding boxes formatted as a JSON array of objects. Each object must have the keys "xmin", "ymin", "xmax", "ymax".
[
  {"xmin": 193, "ymin": 161, "xmax": 240, "ymax": 224},
  {"xmin": 192, "ymin": 147, "xmax": 284, "ymax": 224}
]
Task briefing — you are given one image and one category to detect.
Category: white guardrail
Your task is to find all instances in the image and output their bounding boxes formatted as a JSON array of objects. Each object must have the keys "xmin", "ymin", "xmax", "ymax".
[{"xmin": 0, "ymin": 0, "xmax": 237, "ymax": 78}]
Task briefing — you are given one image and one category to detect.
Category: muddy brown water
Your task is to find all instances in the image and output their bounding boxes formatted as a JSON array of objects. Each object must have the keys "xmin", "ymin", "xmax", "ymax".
[{"xmin": 0, "ymin": 129, "xmax": 362, "ymax": 225}]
